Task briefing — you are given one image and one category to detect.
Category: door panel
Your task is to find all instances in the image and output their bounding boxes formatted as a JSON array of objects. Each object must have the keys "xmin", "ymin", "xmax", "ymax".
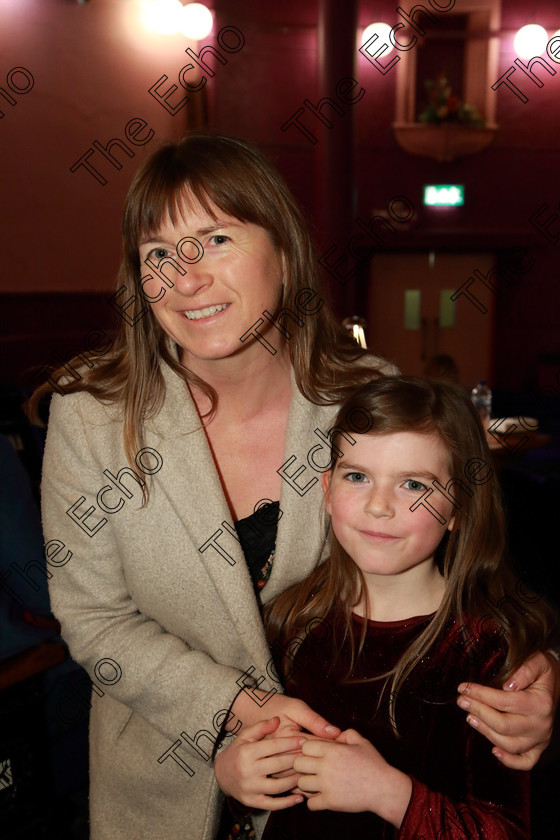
[{"xmin": 367, "ymin": 252, "xmax": 496, "ymax": 386}]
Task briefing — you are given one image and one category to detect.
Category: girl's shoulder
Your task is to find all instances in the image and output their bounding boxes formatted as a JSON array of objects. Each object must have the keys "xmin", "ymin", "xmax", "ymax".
[
  {"xmin": 450, "ymin": 612, "xmax": 507, "ymax": 644},
  {"xmin": 440, "ymin": 613, "xmax": 509, "ymax": 683}
]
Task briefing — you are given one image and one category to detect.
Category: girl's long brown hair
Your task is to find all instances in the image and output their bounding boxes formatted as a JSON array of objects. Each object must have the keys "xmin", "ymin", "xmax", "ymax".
[
  {"xmin": 27, "ymin": 135, "xmax": 389, "ymax": 485},
  {"xmin": 265, "ymin": 377, "xmax": 559, "ymax": 729}
]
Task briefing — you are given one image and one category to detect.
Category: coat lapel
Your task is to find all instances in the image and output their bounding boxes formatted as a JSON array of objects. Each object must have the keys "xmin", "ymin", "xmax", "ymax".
[
  {"xmin": 144, "ymin": 357, "xmax": 338, "ymax": 670},
  {"xmin": 145, "ymin": 360, "xmax": 273, "ymax": 669},
  {"xmin": 265, "ymin": 373, "xmax": 336, "ymax": 601}
]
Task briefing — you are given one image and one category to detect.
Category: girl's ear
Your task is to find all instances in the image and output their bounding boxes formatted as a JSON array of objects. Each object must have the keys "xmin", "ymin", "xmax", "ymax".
[
  {"xmin": 447, "ymin": 514, "xmax": 456, "ymax": 532},
  {"xmin": 321, "ymin": 471, "xmax": 332, "ymax": 515}
]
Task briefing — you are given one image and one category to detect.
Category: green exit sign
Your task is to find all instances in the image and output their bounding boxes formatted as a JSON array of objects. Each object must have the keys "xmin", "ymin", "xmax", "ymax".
[{"xmin": 424, "ymin": 185, "xmax": 464, "ymax": 206}]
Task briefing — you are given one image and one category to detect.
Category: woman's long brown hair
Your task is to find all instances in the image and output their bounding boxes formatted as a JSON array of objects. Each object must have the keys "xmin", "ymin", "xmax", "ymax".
[
  {"xmin": 27, "ymin": 135, "xmax": 390, "ymax": 495},
  {"xmin": 264, "ymin": 377, "xmax": 559, "ymax": 731}
]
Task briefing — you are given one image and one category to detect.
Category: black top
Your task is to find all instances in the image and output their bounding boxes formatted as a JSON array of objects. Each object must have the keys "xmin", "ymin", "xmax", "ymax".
[
  {"xmin": 217, "ymin": 502, "xmax": 281, "ymax": 840},
  {"xmin": 234, "ymin": 501, "xmax": 279, "ymax": 595}
]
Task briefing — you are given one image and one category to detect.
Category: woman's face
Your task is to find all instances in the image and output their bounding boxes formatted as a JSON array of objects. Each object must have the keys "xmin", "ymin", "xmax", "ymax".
[{"xmin": 137, "ymin": 194, "xmax": 285, "ymax": 368}]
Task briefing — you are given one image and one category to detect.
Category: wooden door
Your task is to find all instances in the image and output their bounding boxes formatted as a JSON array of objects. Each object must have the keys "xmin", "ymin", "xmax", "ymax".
[{"xmin": 367, "ymin": 252, "xmax": 496, "ymax": 386}]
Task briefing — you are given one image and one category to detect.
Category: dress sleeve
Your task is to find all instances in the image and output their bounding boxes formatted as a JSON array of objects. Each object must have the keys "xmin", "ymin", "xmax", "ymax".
[
  {"xmin": 42, "ymin": 392, "xmax": 255, "ymax": 760},
  {"xmin": 398, "ymin": 771, "xmax": 529, "ymax": 840},
  {"xmin": 398, "ymin": 646, "xmax": 530, "ymax": 840}
]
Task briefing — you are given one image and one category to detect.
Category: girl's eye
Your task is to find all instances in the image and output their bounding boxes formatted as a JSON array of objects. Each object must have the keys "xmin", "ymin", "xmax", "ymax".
[
  {"xmin": 210, "ymin": 234, "xmax": 229, "ymax": 245},
  {"xmin": 345, "ymin": 472, "xmax": 367, "ymax": 483},
  {"xmin": 403, "ymin": 479, "xmax": 427, "ymax": 492}
]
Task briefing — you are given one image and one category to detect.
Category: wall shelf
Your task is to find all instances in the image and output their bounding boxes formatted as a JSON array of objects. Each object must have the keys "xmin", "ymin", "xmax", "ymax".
[
  {"xmin": 393, "ymin": 0, "xmax": 501, "ymax": 160},
  {"xmin": 392, "ymin": 122, "xmax": 497, "ymax": 161}
]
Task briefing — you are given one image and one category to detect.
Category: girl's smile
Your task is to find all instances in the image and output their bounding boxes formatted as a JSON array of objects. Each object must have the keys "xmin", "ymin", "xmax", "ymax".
[{"xmin": 359, "ymin": 530, "xmax": 401, "ymax": 541}]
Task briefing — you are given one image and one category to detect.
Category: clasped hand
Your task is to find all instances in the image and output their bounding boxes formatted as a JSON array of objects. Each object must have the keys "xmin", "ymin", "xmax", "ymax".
[
  {"xmin": 214, "ymin": 716, "xmax": 306, "ymax": 811},
  {"xmin": 293, "ymin": 728, "xmax": 411, "ymax": 826},
  {"xmin": 216, "ymin": 692, "xmax": 340, "ymax": 810},
  {"xmin": 215, "ymin": 716, "xmax": 412, "ymax": 826}
]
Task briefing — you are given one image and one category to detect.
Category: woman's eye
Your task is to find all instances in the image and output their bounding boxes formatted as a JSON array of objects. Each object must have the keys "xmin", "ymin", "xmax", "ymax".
[
  {"xmin": 210, "ymin": 234, "xmax": 229, "ymax": 245},
  {"xmin": 345, "ymin": 472, "xmax": 367, "ymax": 483},
  {"xmin": 146, "ymin": 247, "xmax": 172, "ymax": 263},
  {"xmin": 403, "ymin": 479, "xmax": 427, "ymax": 492}
]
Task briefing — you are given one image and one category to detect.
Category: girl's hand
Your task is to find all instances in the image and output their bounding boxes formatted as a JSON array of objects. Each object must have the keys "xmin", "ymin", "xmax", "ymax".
[
  {"xmin": 293, "ymin": 728, "xmax": 412, "ymax": 827},
  {"xmin": 457, "ymin": 650, "xmax": 560, "ymax": 769},
  {"xmin": 267, "ymin": 731, "xmax": 327, "ymax": 795},
  {"xmin": 214, "ymin": 717, "xmax": 305, "ymax": 810}
]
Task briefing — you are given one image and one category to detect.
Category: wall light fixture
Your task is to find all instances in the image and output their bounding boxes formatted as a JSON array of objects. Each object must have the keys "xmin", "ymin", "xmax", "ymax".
[
  {"xmin": 139, "ymin": 0, "xmax": 213, "ymax": 39},
  {"xmin": 514, "ymin": 23, "xmax": 549, "ymax": 58}
]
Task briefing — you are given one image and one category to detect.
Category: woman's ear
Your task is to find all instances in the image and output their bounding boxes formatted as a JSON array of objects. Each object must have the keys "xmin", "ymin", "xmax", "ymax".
[
  {"xmin": 278, "ymin": 250, "xmax": 287, "ymax": 290},
  {"xmin": 321, "ymin": 471, "xmax": 332, "ymax": 515},
  {"xmin": 447, "ymin": 514, "xmax": 456, "ymax": 532}
]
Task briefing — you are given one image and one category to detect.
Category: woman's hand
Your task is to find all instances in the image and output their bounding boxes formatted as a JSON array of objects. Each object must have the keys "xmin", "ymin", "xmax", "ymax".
[
  {"xmin": 214, "ymin": 717, "xmax": 305, "ymax": 810},
  {"xmin": 457, "ymin": 650, "xmax": 560, "ymax": 769},
  {"xmin": 231, "ymin": 689, "xmax": 340, "ymax": 740},
  {"xmin": 293, "ymin": 728, "xmax": 412, "ymax": 828}
]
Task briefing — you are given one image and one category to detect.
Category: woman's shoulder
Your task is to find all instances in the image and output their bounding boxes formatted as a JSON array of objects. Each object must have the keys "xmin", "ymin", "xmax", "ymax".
[
  {"xmin": 46, "ymin": 352, "xmax": 185, "ymax": 426},
  {"xmin": 48, "ymin": 387, "xmax": 123, "ymax": 430},
  {"xmin": 354, "ymin": 351, "xmax": 399, "ymax": 377},
  {"xmin": 42, "ymin": 392, "xmax": 125, "ymax": 473}
]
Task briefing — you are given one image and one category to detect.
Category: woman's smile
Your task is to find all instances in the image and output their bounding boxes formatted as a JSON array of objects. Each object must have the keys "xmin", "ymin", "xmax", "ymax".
[{"xmin": 182, "ymin": 302, "xmax": 231, "ymax": 321}]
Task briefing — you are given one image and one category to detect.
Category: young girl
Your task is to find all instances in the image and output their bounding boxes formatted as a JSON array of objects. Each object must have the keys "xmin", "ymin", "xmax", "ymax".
[{"xmin": 243, "ymin": 376, "xmax": 557, "ymax": 839}]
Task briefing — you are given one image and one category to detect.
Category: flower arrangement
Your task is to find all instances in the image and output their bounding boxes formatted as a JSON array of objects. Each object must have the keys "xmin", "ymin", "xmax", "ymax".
[{"xmin": 418, "ymin": 75, "xmax": 485, "ymax": 126}]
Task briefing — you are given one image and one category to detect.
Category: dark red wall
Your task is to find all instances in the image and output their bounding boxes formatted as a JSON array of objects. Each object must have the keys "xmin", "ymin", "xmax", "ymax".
[{"xmin": 1, "ymin": 0, "xmax": 559, "ymax": 391}]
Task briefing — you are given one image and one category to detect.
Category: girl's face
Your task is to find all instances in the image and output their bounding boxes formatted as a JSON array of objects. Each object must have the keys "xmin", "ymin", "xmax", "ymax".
[
  {"xmin": 321, "ymin": 431, "xmax": 456, "ymax": 586},
  {"xmin": 137, "ymin": 194, "xmax": 285, "ymax": 369}
]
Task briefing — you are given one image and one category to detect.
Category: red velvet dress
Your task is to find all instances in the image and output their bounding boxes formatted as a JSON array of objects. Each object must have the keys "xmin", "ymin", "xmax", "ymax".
[{"xmin": 263, "ymin": 611, "xmax": 530, "ymax": 840}]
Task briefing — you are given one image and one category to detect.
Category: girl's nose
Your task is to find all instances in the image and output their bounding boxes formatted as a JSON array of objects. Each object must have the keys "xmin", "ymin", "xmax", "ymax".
[{"xmin": 364, "ymin": 486, "xmax": 393, "ymax": 517}]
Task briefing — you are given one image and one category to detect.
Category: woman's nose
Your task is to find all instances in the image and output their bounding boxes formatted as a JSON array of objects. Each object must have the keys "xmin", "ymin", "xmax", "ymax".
[
  {"xmin": 173, "ymin": 237, "xmax": 211, "ymax": 294},
  {"xmin": 140, "ymin": 247, "xmax": 209, "ymax": 301},
  {"xmin": 141, "ymin": 237, "xmax": 210, "ymax": 298},
  {"xmin": 171, "ymin": 253, "xmax": 212, "ymax": 296}
]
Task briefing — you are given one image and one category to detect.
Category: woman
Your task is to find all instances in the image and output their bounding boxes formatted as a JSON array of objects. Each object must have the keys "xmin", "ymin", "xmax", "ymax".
[{"xmin": 33, "ymin": 135, "xmax": 558, "ymax": 840}]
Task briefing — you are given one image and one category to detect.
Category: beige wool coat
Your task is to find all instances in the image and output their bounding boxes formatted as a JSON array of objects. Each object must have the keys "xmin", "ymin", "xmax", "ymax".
[{"xmin": 42, "ymin": 353, "xmax": 393, "ymax": 840}]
